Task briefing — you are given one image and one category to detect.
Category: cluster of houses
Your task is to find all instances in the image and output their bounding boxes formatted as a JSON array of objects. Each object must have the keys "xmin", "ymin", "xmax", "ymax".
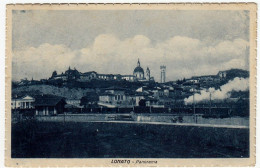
[
  {"xmin": 98, "ymin": 86, "xmax": 177, "ymax": 108},
  {"xmin": 12, "ymin": 75, "xmax": 192, "ymax": 115},
  {"xmin": 11, "ymin": 84, "xmax": 182, "ymax": 116},
  {"xmin": 189, "ymin": 69, "xmax": 249, "ymax": 87}
]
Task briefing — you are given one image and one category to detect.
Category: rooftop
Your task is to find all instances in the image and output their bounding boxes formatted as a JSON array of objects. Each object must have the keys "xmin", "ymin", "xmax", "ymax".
[{"xmin": 33, "ymin": 94, "xmax": 66, "ymax": 106}]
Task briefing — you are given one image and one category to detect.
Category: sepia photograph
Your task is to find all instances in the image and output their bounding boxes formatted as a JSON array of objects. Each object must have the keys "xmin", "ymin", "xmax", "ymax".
[{"xmin": 5, "ymin": 3, "xmax": 256, "ymax": 167}]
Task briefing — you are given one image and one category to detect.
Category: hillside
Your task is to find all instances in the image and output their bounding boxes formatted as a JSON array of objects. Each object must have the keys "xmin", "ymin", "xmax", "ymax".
[
  {"xmin": 12, "ymin": 79, "xmax": 151, "ymax": 99},
  {"xmin": 12, "ymin": 85, "xmax": 94, "ymax": 99}
]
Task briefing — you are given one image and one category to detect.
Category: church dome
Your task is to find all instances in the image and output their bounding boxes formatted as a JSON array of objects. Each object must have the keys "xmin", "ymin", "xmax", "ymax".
[
  {"xmin": 133, "ymin": 59, "xmax": 145, "ymax": 80},
  {"xmin": 134, "ymin": 66, "xmax": 144, "ymax": 73}
]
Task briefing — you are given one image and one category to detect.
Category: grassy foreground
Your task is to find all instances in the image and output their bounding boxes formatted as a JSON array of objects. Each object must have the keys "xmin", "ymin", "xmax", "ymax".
[{"xmin": 12, "ymin": 120, "xmax": 249, "ymax": 158}]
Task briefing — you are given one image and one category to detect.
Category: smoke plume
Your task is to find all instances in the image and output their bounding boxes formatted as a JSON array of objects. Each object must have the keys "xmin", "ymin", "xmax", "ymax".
[{"xmin": 184, "ymin": 77, "xmax": 249, "ymax": 104}]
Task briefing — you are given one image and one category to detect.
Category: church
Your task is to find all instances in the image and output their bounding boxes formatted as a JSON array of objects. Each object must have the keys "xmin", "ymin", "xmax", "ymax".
[{"xmin": 133, "ymin": 59, "xmax": 153, "ymax": 82}]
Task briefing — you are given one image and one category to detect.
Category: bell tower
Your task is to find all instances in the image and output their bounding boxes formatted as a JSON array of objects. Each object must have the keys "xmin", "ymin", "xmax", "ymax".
[
  {"xmin": 146, "ymin": 67, "xmax": 150, "ymax": 81},
  {"xmin": 160, "ymin": 65, "xmax": 166, "ymax": 83},
  {"xmin": 137, "ymin": 58, "xmax": 140, "ymax": 67}
]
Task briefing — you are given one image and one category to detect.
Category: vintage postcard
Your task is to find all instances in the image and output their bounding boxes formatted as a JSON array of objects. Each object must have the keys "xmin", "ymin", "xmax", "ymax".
[{"xmin": 5, "ymin": 3, "xmax": 256, "ymax": 167}]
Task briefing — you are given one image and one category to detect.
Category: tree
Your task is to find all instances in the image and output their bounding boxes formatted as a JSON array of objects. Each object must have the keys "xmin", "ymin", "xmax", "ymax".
[
  {"xmin": 176, "ymin": 79, "xmax": 182, "ymax": 85},
  {"xmin": 51, "ymin": 71, "xmax": 57, "ymax": 77},
  {"xmin": 80, "ymin": 96, "xmax": 90, "ymax": 108},
  {"xmin": 12, "ymin": 81, "xmax": 19, "ymax": 88},
  {"xmin": 80, "ymin": 92, "xmax": 99, "ymax": 108},
  {"xmin": 138, "ymin": 99, "xmax": 146, "ymax": 107}
]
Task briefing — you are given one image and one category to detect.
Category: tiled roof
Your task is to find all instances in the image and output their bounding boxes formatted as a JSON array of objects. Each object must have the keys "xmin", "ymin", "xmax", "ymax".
[
  {"xmin": 81, "ymin": 71, "xmax": 97, "ymax": 76},
  {"xmin": 34, "ymin": 94, "xmax": 65, "ymax": 106},
  {"xmin": 121, "ymin": 75, "xmax": 134, "ymax": 77},
  {"xmin": 145, "ymin": 97, "xmax": 158, "ymax": 101},
  {"xmin": 11, "ymin": 94, "xmax": 34, "ymax": 99},
  {"xmin": 99, "ymin": 93, "xmax": 114, "ymax": 96},
  {"xmin": 65, "ymin": 104, "xmax": 82, "ymax": 108}
]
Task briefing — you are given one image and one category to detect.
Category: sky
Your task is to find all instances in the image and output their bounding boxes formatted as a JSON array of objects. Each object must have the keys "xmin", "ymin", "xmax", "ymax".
[{"xmin": 12, "ymin": 10, "xmax": 250, "ymax": 82}]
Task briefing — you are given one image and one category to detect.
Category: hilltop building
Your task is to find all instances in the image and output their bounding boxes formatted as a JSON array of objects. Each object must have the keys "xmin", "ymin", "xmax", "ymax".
[
  {"xmin": 121, "ymin": 75, "xmax": 135, "ymax": 81},
  {"xmin": 190, "ymin": 68, "xmax": 249, "ymax": 86},
  {"xmin": 133, "ymin": 59, "xmax": 144, "ymax": 80},
  {"xmin": 79, "ymin": 71, "xmax": 97, "ymax": 82},
  {"xmin": 146, "ymin": 67, "xmax": 151, "ymax": 81},
  {"xmin": 50, "ymin": 67, "xmax": 81, "ymax": 81},
  {"xmin": 133, "ymin": 59, "xmax": 153, "ymax": 82},
  {"xmin": 50, "ymin": 59, "xmax": 154, "ymax": 82}
]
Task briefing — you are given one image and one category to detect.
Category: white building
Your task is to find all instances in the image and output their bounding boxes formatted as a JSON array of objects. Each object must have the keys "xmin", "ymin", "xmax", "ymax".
[
  {"xmin": 11, "ymin": 95, "xmax": 35, "ymax": 109},
  {"xmin": 122, "ymin": 75, "xmax": 135, "ymax": 81},
  {"xmin": 66, "ymin": 99, "xmax": 81, "ymax": 107}
]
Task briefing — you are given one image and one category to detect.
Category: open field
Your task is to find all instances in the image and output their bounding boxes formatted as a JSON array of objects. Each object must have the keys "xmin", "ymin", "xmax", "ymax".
[{"xmin": 12, "ymin": 121, "xmax": 249, "ymax": 158}]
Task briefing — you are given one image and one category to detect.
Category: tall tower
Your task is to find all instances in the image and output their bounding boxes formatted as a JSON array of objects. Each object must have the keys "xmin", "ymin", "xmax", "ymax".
[
  {"xmin": 160, "ymin": 65, "xmax": 166, "ymax": 83},
  {"xmin": 146, "ymin": 67, "xmax": 150, "ymax": 81}
]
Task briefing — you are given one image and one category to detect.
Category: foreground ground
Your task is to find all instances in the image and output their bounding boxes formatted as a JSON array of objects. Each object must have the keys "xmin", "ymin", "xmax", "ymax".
[{"xmin": 12, "ymin": 120, "xmax": 249, "ymax": 158}]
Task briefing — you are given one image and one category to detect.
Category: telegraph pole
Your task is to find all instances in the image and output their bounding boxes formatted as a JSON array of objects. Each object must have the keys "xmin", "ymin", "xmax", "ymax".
[
  {"xmin": 14, "ymin": 95, "xmax": 17, "ymax": 113},
  {"xmin": 193, "ymin": 82, "xmax": 195, "ymax": 115},
  {"xmin": 193, "ymin": 82, "xmax": 197, "ymax": 123},
  {"xmin": 209, "ymin": 91, "xmax": 212, "ymax": 114},
  {"xmin": 14, "ymin": 95, "xmax": 18, "ymax": 121},
  {"xmin": 63, "ymin": 110, "xmax": 65, "ymax": 124}
]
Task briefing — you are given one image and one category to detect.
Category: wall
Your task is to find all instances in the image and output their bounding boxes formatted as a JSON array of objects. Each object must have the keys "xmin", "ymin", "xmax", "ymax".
[
  {"xmin": 36, "ymin": 114, "xmax": 108, "ymax": 122},
  {"xmin": 35, "ymin": 113, "xmax": 249, "ymax": 127},
  {"xmin": 136, "ymin": 114, "xmax": 249, "ymax": 126}
]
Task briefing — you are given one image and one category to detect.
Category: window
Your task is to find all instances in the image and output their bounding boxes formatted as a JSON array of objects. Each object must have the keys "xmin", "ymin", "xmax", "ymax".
[{"xmin": 115, "ymin": 96, "xmax": 117, "ymax": 100}]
